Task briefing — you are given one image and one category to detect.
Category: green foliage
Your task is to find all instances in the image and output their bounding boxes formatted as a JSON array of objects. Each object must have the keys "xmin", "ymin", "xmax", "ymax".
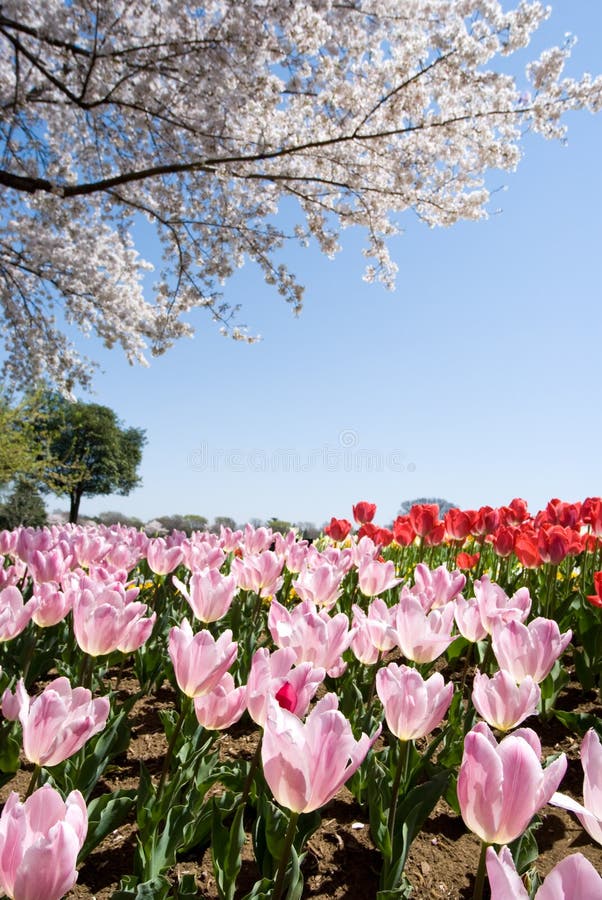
[
  {"xmin": 0, "ymin": 388, "xmax": 48, "ymax": 489},
  {"xmin": 0, "ymin": 479, "xmax": 47, "ymax": 528},
  {"xmin": 156, "ymin": 513, "xmax": 209, "ymax": 535},
  {"xmin": 33, "ymin": 391, "xmax": 146, "ymax": 522},
  {"xmin": 398, "ymin": 497, "xmax": 457, "ymax": 517}
]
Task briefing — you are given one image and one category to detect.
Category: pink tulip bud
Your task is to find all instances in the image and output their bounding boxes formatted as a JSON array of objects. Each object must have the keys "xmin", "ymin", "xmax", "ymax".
[
  {"xmin": 357, "ymin": 558, "xmax": 401, "ymax": 597},
  {"xmin": 349, "ymin": 606, "xmax": 381, "ymax": 664},
  {"xmin": 454, "ymin": 595, "xmax": 488, "ymax": 643},
  {"xmin": 72, "ymin": 585, "xmax": 156, "ymax": 656},
  {"xmin": 486, "ymin": 846, "xmax": 602, "ymax": 899},
  {"xmin": 0, "ymin": 587, "xmax": 37, "ymax": 642},
  {"xmin": 411, "ymin": 563, "xmax": 466, "ymax": 609},
  {"xmin": 168, "ymin": 618, "xmax": 237, "ymax": 698},
  {"xmin": 261, "ymin": 693, "xmax": 381, "ymax": 813},
  {"xmin": 492, "ymin": 617, "xmax": 572, "ymax": 683},
  {"xmin": 31, "ymin": 582, "xmax": 72, "ymax": 628},
  {"xmin": 2, "ymin": 677, "xmax": 110, "ymax": 767},
  {"xmin": 0, "ymin": 785, "xmax": 87, "ymax": 900},
  {"xmin": 193, "ymin": 673, "xmax": 247, "ymax": 731},
  {"xmin": 292, "ymin": 563, "xmax": 344, "ymax": 609},
  {"xmin": 471, "ymin": 669, "xmax": 540, "ymax": 732},
  {"xmin": 473, "ymin": 575, "xmax": 531, "ymax": 635},
  {"xmin": 458, "ymin": 722, "xmax": 566, "ymax": 844},
  {"xmin": 376, "ymin": 663, "xmax": 453, "ymax": 741},
  {"xmin": 146, "ymin": 537, "xmax": 184, "ymax": 575},
  {"xmin": 173, "ymin": 569, "xmax": 237, "ymax": 623},
  {"xmin": 394, "ymin": 592, "xmax": 455, "ymax": 664}
]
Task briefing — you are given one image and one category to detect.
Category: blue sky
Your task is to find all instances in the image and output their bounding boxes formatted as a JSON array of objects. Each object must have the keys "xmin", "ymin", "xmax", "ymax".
[{"xmin": 43, "ymin": 1, "xmax": 602, "ymax": 527}]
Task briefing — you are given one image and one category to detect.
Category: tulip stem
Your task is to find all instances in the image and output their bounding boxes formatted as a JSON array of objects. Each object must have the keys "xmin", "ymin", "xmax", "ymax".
[
  {"xmin": 79, "ymin": 653, "xmax": 94, "ymax": 691},
  {"xmin": 156, "ymin": 696, "xmax": 191, "ymax": 802},
  {"xmin": 387, "ymin": 739, "xmax": 410, "ymax": 845},
  {"xmin": 240, "ymin": 735, "xmax": 263, "ymax": 806},
  {"xmin": 272, "ymin": 810, "xmax": 300, "ymax": 900},
  {"xmin": 473, "ymin": 841, "xmax": 488, "ymax": 900},
  {"xmin": 25, "ymin": 764, "xmax": 41, "ymax": 799}
]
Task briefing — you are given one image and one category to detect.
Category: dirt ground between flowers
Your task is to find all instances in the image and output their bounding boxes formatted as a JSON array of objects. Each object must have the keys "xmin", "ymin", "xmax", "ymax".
[{"xmin": 2, "ymin": 670, "xmax": 602, "ymax": 900}]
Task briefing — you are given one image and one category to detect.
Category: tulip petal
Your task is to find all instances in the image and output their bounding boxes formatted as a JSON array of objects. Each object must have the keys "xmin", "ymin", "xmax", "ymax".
[{"xmin": 486, "ymin": 846, "xmax": 529, "ymax": 900}]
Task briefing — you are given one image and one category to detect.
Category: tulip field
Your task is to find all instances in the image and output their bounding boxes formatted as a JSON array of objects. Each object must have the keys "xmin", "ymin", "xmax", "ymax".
[{"xmin": 2, "ymin": 499, "xmax": 602, "ymax": 900}]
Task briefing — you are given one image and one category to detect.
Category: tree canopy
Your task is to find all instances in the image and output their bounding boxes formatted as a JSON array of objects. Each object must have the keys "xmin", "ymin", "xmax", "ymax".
[
  {"xmin": 399, "ymin": 497, "xmax": 458, "ymax": 518},
  {"xmin": 36, "ymin": 393, "xmax": 146, "ymax": 523},
  {"xmin": 0, "ymin": 1, "xmax": 600, "ymax": 392}
]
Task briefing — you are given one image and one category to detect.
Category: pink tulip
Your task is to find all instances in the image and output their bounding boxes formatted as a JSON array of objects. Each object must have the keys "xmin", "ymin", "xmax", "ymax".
[
  {"xmin": 268, "ymin": 599, "xmax": 356, "ymax": 677},
  {"xmin": 72, "ymin": 585, "xmax": 156, "ymax": 656},
  {"xmin": 349, "ymin": 606, "xmax": 381, "ymax": 664},
  {"xmin": 550, "ymin": 728, "xmax": 602, "ymax": 845},
  {"xmin": 193, "ymin": 673, "xmax": 247, "ymax": 730},
  {"xmin": 0, "ymin": 785, "xmax": 87, "ymax": 900},
  {"xmin": 146, "ymin": 537, "xmax": 184, "ymax": 575},
  {"xmin": 0, "ymin": 587, "xmax": 37, "ymax": 642},
  {"xmin": 376, "ymin": 663, "xmax": 453, "ymax": 741},
  {"xmin": 357, "ymin": 558, "xmax": 401, "ymax": 597},
  {"xmin": 492, "ymin": 617, "xmax": 572, "ymax": 683},
  {"xmin": 168, "ymin": 618, "xmax": 237, "ymax": 698},
  {"xmin": 473, "ymin": 575, "xmax": 531, "ymax": 635},
  {"xmin": 2, "ymin": 677, "xmax": 110, "ymax": 767},
  {"xmin": 454, "ymin": 595, "xmax": 488, "ymax": 643},
  {"xmin": 412, "ymin": 563, "xmax": 465, "ymax": 609},
  {"xmin": 246, "ymin": 647, "xmax": 325, "ymax": 727},
  {"xmin": 471, "ymin": 669, "xmax": 540, "ymax": 732},
  {"xmin": 350, "ymin": 597, "xmax": 398, "ymax": 665},
  {"xmin": 180, "ymin": 531, "xmax": 223, "ymax": 567},
  {"xmin": 261, "ymin": 693, "xmax": 380, "ymax": 813},
  {"xmin": 69, "ymin": 529, "xmax": 112, "ymax": 568},
  {"xmin": 394, "ymin": 592, "xmax": 455, "ymax": 664},
  {"xmin": 219, "ymin": 526, "xmax": 243, "ymax": 553},
  {"xmin": 458, "ymin": 722, "xmax": 566, "ymax": 844},
  {"xmin": 31, "ymin": 582, "xmax": 72, "ymax": 628},
  {"xmin": 230, "ymin": 551, "xmax": 284, "ymax": 597},
  {"xmin": 241, "ymin": 524, "xmax": 274, "ymax": 555},
  {"xmin": 173, "ymin": 569, "xmax": 237, "ymax": 623},
  {"xmin": 292, "ymin": 563, "xmax": 344, "ymax": 609},
  {"xmin": 486, "ymin": 846, "xmax": 602, "ymax": 899},
  {"xmin": 26, "ymin": 546, "xmax": 73, "ymax": 584}
]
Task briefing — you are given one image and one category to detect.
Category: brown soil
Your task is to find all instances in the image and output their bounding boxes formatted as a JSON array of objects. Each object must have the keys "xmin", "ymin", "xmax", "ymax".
[{"xmin": 2, "ymin": 674, "xmax": 601, "ymax": 900}]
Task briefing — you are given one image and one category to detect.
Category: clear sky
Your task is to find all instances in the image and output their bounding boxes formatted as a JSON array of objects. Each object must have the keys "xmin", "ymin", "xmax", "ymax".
[{"xmin": 41, "ymin": 1, "xmax": 602, "ymax": 527}]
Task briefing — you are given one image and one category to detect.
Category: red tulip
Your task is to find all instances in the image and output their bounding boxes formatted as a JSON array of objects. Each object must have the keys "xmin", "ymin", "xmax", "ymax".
[
  {"xmin": 324, "ymin": 517, "xmax": 352, "ymax": 541},
  {"xmin": 582, "ymin": 497, "xmax": 602, "ymax": 536},
  {"xmin": 424, "ymin": 522, "xmax": 445, "ymax": 547},
  {"xmin": 352, "ymin": 501, "xmax": 377, "ymax": 525},
  {"xmin": 513, "ymin": 528, "xmax": 542, "ymax": 568},
  {"xmin": 456, "ymin": 551, "xmax": 480, "ymax": 571},
  {"xmin": 544, "ymin": 498, "xmax": 582, "ymax": 529},
  {"xmin": 392, "ymin": 516, "xmax": 416, "ymax": 547},
  {"xmin": 409, "ymin": 503, "xmax": 439, "ymax": 538},
  {"xmin": 473, "ymin": 506, "xmax": 500, "ymax": 537},
  {"xmin": 587, "ymin": 571, "xmax": 602, "ymax": 608},
  {"xmin": 491, "ymin": 526, "xmax": 515, "ymax": 558},
  {"xmin": 444, "ymin": 508, "xmax": 476, "ymax": 541}
]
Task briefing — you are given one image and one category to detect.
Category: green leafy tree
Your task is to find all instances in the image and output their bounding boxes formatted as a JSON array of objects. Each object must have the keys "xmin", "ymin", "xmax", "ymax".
[
  {"xmin": 398, "ymin": 497, "xmax": 458, "ymax": 518},
  {"xmin": 36, "ymin": 393, "xmax": 146, "ymax": 523},
  {"xmin": 0, "ymin": 390, "xmax": 45, "ymax": 489},
  {"xmin": 0, "ymin": 479, "xmax": 47, "ymax": 528},
  {"xmin": 156, "ymin": 513, "xmax": 209, "ymax": 536},
  {"xmin": 210, "ymin": 516, "xmax": 238, "ymax": 534}
]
